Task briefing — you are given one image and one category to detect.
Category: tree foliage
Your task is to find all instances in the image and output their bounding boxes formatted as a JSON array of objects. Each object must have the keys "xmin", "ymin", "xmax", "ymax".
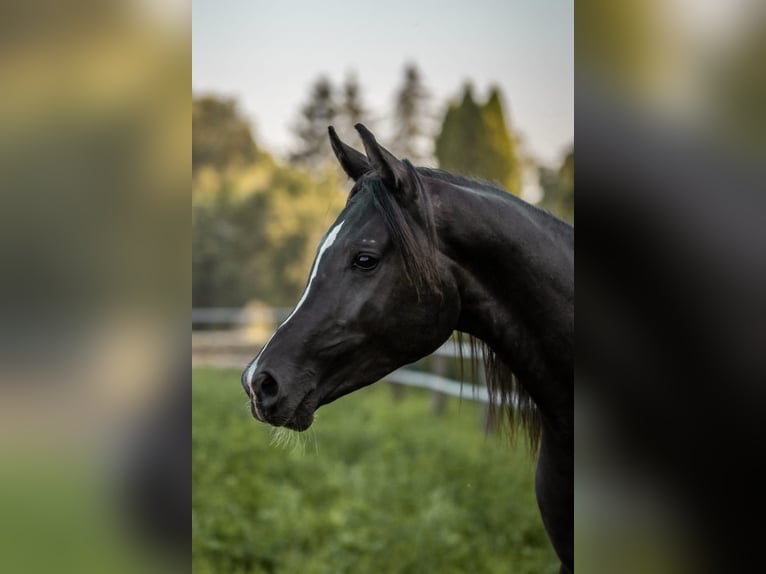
[
  {"xmin": 192, "ymin": 94, "xmax": 345, "ymax": 308},
  {"xmin": 434, "ymin": 85, "xmax": 522, "ymax": 194},
  {"xmin": 192, "ymin": 96, "xmax": 258, "ymax": 175},
  {"xmin": 192, "ymin": 166, "xmax": 345, "ymax": 307}
]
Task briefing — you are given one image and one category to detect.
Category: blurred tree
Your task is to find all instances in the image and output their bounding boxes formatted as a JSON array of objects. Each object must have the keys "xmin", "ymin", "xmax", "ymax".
[
  {"xmin": 435, "ymin": 84, "xmax": 481, "ymax": 177},
  {"xmin": 193, "ymin": 89, "xmax": 351, "ymax": 308},
  {"xmin": 290, "ymin": 76, "xmax": 337, "ymax": 171},
  {"xmin": 391, "ymin": 64, "xmax": 432, "ymax": 164},
  {"xmin": 435, "ymin": 84, "xmax": 522, "ymax": 194},
  {"xmin": 538, "ymin": 147, "xmax": 574, "ymax": 222},
  {"xmin": 192, "ymin": 96, "xmax": 258, "ymax": 175},
  {"xmin": 192, "ymin": 190, "xmax": 252, "ymax": 307},
  {"xmin": 192, "ymin": 159, "xmax": 346, "ymax": 308},
  {"xmin": 337, "ymin": 72, "xmax": 372, "ymax": 144}
]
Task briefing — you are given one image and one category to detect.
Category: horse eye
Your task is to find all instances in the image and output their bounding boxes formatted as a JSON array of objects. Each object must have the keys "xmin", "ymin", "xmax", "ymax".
[{"xmin": 353, "ymin": 253, "xmax": 378, "ymax": 271}]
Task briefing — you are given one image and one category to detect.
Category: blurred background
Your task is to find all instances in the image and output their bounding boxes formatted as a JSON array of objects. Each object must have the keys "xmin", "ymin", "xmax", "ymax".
[
  {"xmin": 191, "ymin": 2, "xmax": 571, "ymax": 573},
  {"xmin": 577, "ymin": 1, "xmax": 766, "ymax": 574},
  {"xmin": 0, "ymin": 1, "xmax": 189, "ymax": 573}
]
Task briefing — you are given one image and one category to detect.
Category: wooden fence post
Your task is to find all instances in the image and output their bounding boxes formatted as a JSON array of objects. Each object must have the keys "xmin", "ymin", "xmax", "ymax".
[{"xmin": 389, "ymin": 381, "xmax": 406, "ymax": 402}]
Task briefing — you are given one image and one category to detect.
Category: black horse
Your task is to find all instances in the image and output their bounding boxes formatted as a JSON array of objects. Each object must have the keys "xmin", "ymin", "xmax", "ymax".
[{"xmin": 243, "ymin": 125, "xmax": 573, "ymax": 572}]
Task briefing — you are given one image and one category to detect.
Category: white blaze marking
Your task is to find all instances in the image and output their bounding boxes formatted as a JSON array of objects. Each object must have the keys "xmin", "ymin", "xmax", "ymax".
[{"xmin": 246, "ymin": 220, "xmax": 345, "ymax": 387}]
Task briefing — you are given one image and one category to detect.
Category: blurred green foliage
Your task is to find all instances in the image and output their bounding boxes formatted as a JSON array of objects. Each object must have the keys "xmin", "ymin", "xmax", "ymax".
[
  {"xmin": 192, "ymin": 368, "xmax": 558, "ymax": 574},
  {"xmin": 192, "ymin": 95, "xmax": 345, "ymax": 307},
  {"xmin": 193, "ymin": 97, "xmax": 260, "ymax": 174}
]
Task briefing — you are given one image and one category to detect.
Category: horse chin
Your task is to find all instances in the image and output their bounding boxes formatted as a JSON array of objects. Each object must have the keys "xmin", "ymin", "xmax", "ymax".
[
  {"xmin": 283, "ymin": 412, "xmax": 314, "ymax": 432},
  {"xmin": 278, "ymin": 392, "xmax": 317, "ymax": 431}
]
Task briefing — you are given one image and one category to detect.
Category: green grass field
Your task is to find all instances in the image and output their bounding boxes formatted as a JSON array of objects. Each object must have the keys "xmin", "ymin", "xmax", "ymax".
[{"xmin": 192, "ymin": 367, "xmax": 558, "ymax": 574}]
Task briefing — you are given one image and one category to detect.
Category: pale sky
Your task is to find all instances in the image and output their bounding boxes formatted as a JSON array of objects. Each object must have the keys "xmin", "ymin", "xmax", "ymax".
[{"xmin": 192, "ymin": 0, "xmax": 573, "ymax": 166}]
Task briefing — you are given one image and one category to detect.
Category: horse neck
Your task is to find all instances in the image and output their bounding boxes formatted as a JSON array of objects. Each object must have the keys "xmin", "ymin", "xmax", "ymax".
[{"xmin": 433, "ymin": 180, "xmax": 574, "ymax": 419}]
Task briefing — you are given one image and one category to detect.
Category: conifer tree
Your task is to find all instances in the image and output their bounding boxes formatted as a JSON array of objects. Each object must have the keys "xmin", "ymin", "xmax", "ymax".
[
  {"xmin": 434, "ymin": 84, "xmax": 522, "ymax": 195},
  {"xmin": 290, "ymin": 76, "xmax": 337, "ymax": 171},
  {"xmin": 337, "ymin": 72, "xmax": 371, "ymax": 144},
  {"xmin": 435, "ymin": 83, "xmax": 483, "ymax": 176},
  {"xmin": 391, "ymin": 64, "xmax": 431, "ymax": 163}
]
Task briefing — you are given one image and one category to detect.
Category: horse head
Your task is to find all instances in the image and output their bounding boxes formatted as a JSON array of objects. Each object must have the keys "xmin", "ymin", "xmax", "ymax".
[{"xmin": 242, "ymin": 125, "xmax": 460, "ymax": 430}]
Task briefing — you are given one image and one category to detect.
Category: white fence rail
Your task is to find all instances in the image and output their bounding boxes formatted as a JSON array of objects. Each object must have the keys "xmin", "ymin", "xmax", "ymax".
[{"xmin": 386, "ymin": 368, "xmax": 490, "ymax": 402}]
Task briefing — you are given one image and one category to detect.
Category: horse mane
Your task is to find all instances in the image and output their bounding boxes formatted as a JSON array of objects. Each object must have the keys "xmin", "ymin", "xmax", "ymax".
[
  {"xmin": 456, "ymin": 332, "xmax": 542, "ymax": 454},
  {"xmin": 355, "ymin": 165, "xmax": 543, "ymax": 455},
  {"xmin": 418, "ymin": 166, "xmax": 572, "ymax": 232}
]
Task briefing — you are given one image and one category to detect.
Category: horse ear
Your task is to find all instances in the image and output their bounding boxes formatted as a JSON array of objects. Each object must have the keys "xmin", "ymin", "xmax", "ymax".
[
  {"xmin": 328, "ymin": 126, "xmax": 370, "ymax": 181},
  {"xmin": 355, "ymin": 123, "xmax": 414, "ymax": 202}
]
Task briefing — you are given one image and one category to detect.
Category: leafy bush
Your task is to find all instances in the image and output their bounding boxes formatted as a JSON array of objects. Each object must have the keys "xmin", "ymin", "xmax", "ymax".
[{"xmin": 193, "ymin": 368, "xmax": 558, "ymax": 574}]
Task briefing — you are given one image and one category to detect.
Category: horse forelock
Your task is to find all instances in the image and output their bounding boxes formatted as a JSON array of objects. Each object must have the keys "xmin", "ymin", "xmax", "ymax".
[{"xmin": 355, "ymin": 163, "xmax": 441, "ymax": 298}]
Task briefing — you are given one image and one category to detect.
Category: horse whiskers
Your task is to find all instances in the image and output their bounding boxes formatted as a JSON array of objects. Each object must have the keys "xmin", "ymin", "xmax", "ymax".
[{"xmin": 269, "ymin": 426, "xmax": 319, "ymax": 455}]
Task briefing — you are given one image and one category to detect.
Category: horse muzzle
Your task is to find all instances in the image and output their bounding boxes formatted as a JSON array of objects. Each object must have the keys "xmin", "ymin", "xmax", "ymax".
[{"xmin": 246, "ymin": 370, "xmax": 316, "ymax": 431}]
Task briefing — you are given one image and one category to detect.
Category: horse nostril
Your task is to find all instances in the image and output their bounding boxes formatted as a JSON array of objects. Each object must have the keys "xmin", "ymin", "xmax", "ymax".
[
  {"xmin": 260, "ymin": 374, "xmax": 279, "ymax": 398},
  {"xmin": 253, "ymin": 372, "xmax": 281, "ymax": 410}
]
